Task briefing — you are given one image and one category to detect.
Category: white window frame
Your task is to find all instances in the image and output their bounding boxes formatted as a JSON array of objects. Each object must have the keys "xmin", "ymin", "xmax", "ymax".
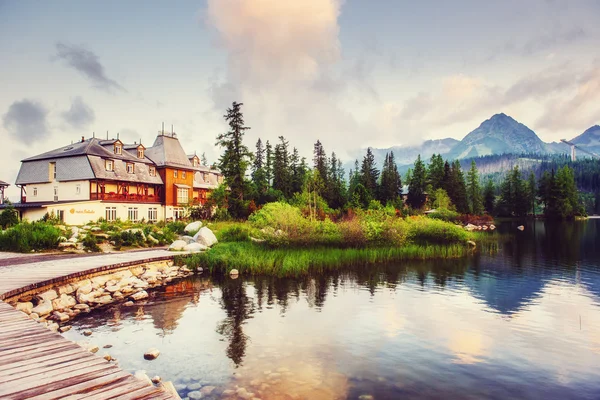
[
  {"xmin": 33, "ymin": 187, "xmax": 38, "ymax": 197},
  {"xmin": 149, "ymin": 166, "xmax": 156, "ymax": 176},
  {"xmin": 177, "ymin": 188, "xmax": 188, "ymax": 205},
  {"xmin": 114, "ymin": 144, "xmax": 122, "ymax": 155},
  {"xmin": 137, "ymin": 148, "xmax": 144, "ymax": 159},
  {"xmin": 127, "ymin": 207, "xmax": 139, "ymax": 221},
  {"xmin": 105, "ymin": 160, "xmax": 114, "ymax": 171},
  {"xmin": 105, "ymin": 207, "xmax": 117, "ymax": 221},
  {"xmin": 148, "ymin": 207, "xmax": 158, "ymax": 222},
  {"xmin": 76, "ymin": 184, "xmax": 81, "ymax": 195},
  {"xmin": 126, "ymin": 163, "xmax": 134, "ymax": 174},
  {"xmin": 173, "ymin": 207, "xmax": 185, "ymax": 219}
]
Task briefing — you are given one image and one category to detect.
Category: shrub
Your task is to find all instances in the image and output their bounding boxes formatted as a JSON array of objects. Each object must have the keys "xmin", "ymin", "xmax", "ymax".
[
  {"xmin": 82, "ymin": 234, "xmax": 101, "ymax": 252},
  {"xmin": 427, "ymin": 208, "xmax": 460, "ymax": 222},
  {"xmin": 218, "ymin": 225, "xmax": 251, "ymax": 242},
  {"xmin": 0, "ymin": 206, "xmax": 19, "ymax": 229},
  {"xmin": 406, "ymin": 217, "xmax": 468, "ymax": 244},
  {"xmin": 0, "ymin": 222, "xmax": 62, "ymax": 252},
  {"xmin": 165, "ymin": 221, "xmax": 186, "ymax": 235}
]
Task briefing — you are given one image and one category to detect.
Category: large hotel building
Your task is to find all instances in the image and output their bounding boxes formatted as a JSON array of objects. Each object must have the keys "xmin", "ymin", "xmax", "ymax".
[{"xmin": 5, "ymin": 131, "xmax": 223, "ymax": 225}]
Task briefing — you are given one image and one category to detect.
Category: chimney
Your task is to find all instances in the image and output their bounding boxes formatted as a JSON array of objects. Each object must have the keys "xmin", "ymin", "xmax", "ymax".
[{"xmin": 81, "ymin": 136, "xmax": 85, "ymax": 143}]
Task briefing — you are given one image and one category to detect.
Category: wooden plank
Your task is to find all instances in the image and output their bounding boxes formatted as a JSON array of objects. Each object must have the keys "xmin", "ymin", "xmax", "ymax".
[
  {"xmin": 76, "ymin": 378, "xmax": 153, "ymax": 400},
  {"xmin": 109, "ymin": 385, "xmax": 166, "ymax": 400},
  {"xmin": 0, "ymin": 349, "xmax": 93, "ymax": 377},
  {"xmin": 0, "ymin": 355, "xmax": 108, "ymax": 384},
  {"xmin": 0, "ymin": 362, "xmax": 119, "ymax": 397},
  {"xmin": 26, "ymin": 371, "xmax": 131, "ymax": 400},
  {"xmin": 0, "ymin": 339, "xmax": 77, "ymax": 361}
]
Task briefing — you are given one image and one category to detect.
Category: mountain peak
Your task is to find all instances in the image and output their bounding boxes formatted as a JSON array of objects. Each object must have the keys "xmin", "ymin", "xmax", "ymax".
[{"xmin": 571, "ymin": 125, "xmax": 600, "ymax": 148}]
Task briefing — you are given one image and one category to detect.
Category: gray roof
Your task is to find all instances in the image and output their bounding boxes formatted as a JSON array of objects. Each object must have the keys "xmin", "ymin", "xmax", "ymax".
[
  {"xmin": 193, "ymin": 170, "xmax": 220, "ymax": 189},
  {"xmin": 146, "ymin": 135, "xmax": 194, "ymax": 169},
  {"xmin": 0, "ymin": 180, "xmax": 9, "ymax": 187},
  {"xmin": 16, "ymin": 156, "xmax": 95, "ymax": 185},
  {"xmin": 88, "ymin": 156, "xmax": 163, "ymax": 184},
  {"xmin": 22, "ymin": 138, "xmax": 154, "ymax": 164}
]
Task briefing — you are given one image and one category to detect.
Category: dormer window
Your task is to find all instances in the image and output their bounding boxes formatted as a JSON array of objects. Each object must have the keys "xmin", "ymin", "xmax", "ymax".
[
  {"xmin": 126, "ymin": 163, "xmax": 134, "ymax": 174},
  {"xmin": 193, "ymin": 157, "xmax": 199, "ymax": 167},
  {"xmin": 149, "ymin": 166, "xmax": 156, "ymax": 177},
  {"xmin": 105, "ymin": 160, "xmax": 114, "ymax": 171},
  {"xmin": 114, "ymin": 143, "xmax": 122, "ymax": 155},
  {"xmin": 137, "ymin": 147, "xmax": 144, "ymax": 159}
]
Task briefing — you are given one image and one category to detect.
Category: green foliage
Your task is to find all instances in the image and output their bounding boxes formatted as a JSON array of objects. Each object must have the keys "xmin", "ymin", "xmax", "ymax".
[
  {"xmin": 406, "ymin": 217, "xmax": 469, "ymax": 244},
  {"xmin": 497, "ymin": 166, "xmax": 529, "ymax": 217},
  {"xmin": 538, "ymin": 166, "xmax": 584, "ymax": 219},
  {"xmin": 483, "ymin": 179, "xmax": 496, "ymax": 214},
  {"xmin": 217, "ymin": 224, "xmax": 251, "ymax": 242},
  {"xmin": 427, "ymin": 208, "xmax": 460, "ymax": 222},
  {"xmin": 165, "ymin": 221, "xmax": 187, "ymax": 235},
  {"xmin": 407, "ymin": 155, "xmax": 427, "ymax": 209},
  {"xmin": 176, "ymin": 241, "xmax": 470, "ymax": 277},
  {"xmin": 0, "ymin": 206, "xmax": 19, "ymax": 229},
  {"xmin": 360, "ymin": 148, "xmax": 379, "ymax": 199},
  {"xmin": 0, "ymin": 221, "xmax": 62, "ymax": 252},
  {"xmin": 466, "ymin": 160, "xmax": 484, "ymax": 215},
  {"xmin": 379, "ymin": 151, "xmax": 402, "ymax": 205},
  {"xmin": 82, "ymin": 234, "xmax": 101, "ymax": 252},
  {"xmin": 432, "ymin": 188, "xmax": 452, "ymax": 210}
]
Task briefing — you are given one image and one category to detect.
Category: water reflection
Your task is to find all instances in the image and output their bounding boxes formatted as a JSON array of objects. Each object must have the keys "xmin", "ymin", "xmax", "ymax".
[{"xmin": 63, "ymin": 220, "xmax": 600, "ymax": 400}]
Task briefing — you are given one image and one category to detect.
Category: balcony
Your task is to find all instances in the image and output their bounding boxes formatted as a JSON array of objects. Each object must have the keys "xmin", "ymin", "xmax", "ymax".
[{"xmin": 91, "ymin": 192, "xmax": 160, "ymax": 203}]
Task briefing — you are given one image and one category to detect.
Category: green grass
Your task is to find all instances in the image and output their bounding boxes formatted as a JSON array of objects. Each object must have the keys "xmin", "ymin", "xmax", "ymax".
[
  {"xmin": 0, "ymin": 221, "xmax": 63, "ymax": 252},
  {"xmin": 175, "ymin": 241, "xmax": 473, "ymax": 277}
]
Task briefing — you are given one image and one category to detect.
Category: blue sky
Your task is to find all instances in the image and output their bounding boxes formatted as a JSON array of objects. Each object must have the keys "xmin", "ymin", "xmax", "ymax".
[{"xmin": 1, "ymin": 0, "xmax": 600, "ymax": 198}]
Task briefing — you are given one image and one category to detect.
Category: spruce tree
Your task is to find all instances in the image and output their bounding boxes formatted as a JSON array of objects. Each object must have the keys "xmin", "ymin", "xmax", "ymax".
[
  {"xmin": 483, "ymin": 179, "xmax": 496, "ymax": 214},
  {"xmin": 272, "ymin": 136, "xmax": 291, "ymax": 198},
  {"xmin": 379, "ymin": 151, "xmax": 402, "ymax": 205},
  {"xmin": 216, "ymin": 101, "xmax": 253, "ymax": 217},
  {"xmin": 252, "ymin": 138, "xmax": 268, "ymax": 199},
  {"xmin": 407, "ymin": 155, "xmax": 427, "ymax": 209},
  {"xmin": 527, "ymin": 171, "xmax": 536, "ymax": 216},
  {"xmin": 313, "ymin": 140, "xmax": 328, "ymax": 186},
  {"xmin": 201, "ymin": 152, "xmax": 208, "ymax": 166},
  {"xmin": 360, "ymin": 148, "xmax": 379, "ymax": 199},
  {"xmin": 466, "ymin": 160, "xmax": 483, "ymax": 215},
  {"xmin": 265, "ymin": 140, "xmax": 273, "ymax": 187},
  {"xmin": 448, "ymin": 160, "xmax": 469, "ymax": 214}
]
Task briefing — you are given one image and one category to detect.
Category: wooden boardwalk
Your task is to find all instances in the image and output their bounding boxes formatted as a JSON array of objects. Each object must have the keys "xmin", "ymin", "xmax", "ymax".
[{"xmin": 0, "ymin": 250, "xmax": 182, "ymax": 399}]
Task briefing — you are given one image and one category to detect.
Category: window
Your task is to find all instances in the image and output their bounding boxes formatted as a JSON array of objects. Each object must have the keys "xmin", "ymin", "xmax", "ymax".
[
  {"xmin": 127, "ymin": 207, "xmax": 139, "ymax": 221},
  {"xmin": 49, "ymin": 162, "xmax": 57, "ymax": 180},
  {"xmin": 76, "ymin": 184, "xmax": 81, "ymax": 195},
  {"xmin": 105, "ymin": 160, "xmax": 114, "ymax": 171},
  {"xmin": 33, "ymin": 187, "xmax": 38, "ymax": 197},
  {"xmin": 182, "ymin": 171, "xmax": 186, "ymax": 179},
  {"xmin": 174, "ymin": 170, "xmax": 178, "ymax": 178},
  {"xmin": 193, "ymin": 157, "xmax": 199, "ymax": 167},
  {"xmin": 149, "ymin": 166, "xmax": 156, "ymax": 176},
  {"xmin": 137, "ymin": 148, "xmax": 144, "ymax": 159},
  {"xmin": 173, "ymin": 207, "xmax": 185, "ymax": 219},
  {"xmin": 53, "ymin": 186, "xmax": 58, "ymax": 202},
  {"xmin": 126, "ymin": 163, "xmax": 134, "ymax": 174},
  {"xmin": 177, "ymin": 187, "xmax": 188, "ymax": 204},
  {"xmin": 148, "ymin": 207, "xmax": 158, "ymax": 222},
  {"xmin": 114, "ymin": 143, "xmax": 122, "ymax": 155},
  {"xmin": 105, "ymin": 207, "xmax": 117, "ymax": 221}
]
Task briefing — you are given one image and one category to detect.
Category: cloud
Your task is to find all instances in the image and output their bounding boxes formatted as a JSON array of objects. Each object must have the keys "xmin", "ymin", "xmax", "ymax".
[
  {"xmin": 55, "ymin": 42, "xmax": 125, "ymax": 92},
  {"xmin": 61, "ymin": 97, "xmax": 95, "ymax": 128},
  {"xmin": 2, "ymin": 99, "xmax": 49, "ymax": 143}
]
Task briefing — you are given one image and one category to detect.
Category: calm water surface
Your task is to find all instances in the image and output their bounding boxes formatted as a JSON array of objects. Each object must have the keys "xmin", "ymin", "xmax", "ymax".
[{"xmin": 64, "ymin": 220, "xmax": 600, "ymax": 399}]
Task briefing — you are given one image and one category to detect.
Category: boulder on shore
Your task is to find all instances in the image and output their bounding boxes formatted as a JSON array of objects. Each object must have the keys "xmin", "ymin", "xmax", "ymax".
[
  {"xmin": 168, "ymin": 240, "xmax": 187, "ymax": 251},
  {"xmin": 144, "ymin": 348, "xmax": 160, "ymax": 360},
  {"xmin": 517, "ymin": 225, "xmax": 525, "ymax": 231},
  {"xmin": 193, "ymin": 227, "xmax": 218, "ymax": 247},
  {"xmin": 184, "ymin": 221, "xmax": 202, "ymax": 234},
  {"xmin": 183, "ymin": 242, "xmax": 208, "ymax": 253}
]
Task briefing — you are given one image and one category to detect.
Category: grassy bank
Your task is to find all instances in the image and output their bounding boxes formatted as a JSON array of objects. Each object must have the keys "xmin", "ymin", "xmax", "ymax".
[
  {"xmin": 175, "ymin": 202, "xmax": 489, "ymax": 276},
  {"xmin": 175, "ymin": 241, "xmax": 472, "ymax": 277}
]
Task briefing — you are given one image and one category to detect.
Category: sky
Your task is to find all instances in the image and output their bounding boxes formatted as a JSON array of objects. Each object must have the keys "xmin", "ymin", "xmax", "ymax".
[{"xmin": 1, "ymin": 0, "xmax": 600, "ymax": 199}]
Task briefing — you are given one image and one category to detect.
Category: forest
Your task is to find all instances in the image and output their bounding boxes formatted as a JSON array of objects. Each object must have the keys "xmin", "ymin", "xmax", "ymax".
[{"xmin": 199, "ymin": 102, "xmax": 600, "ymax": 221}]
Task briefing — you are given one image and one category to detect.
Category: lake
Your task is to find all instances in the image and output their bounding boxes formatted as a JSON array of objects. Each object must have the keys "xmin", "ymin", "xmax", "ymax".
[{"xmin": 63, "ymin": 220, "xmax": 600, "ymax": 399}]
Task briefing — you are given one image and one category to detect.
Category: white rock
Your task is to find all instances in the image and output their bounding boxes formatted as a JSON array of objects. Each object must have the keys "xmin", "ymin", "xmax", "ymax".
[
  {"xmin": 168, "ymin": 240, "xmax": 187, "ymax": 251},
  {"xmin": 59, "ymin": 325, "xmax": 72, "ymax": 333},
  {"xmin": 131, "ymin": 291, "xmax": 149, "ymax": 301},
  {"xmin": 52, "ymin": 311, "xmax": 70, "ymax": 322},
  {"xmin": 184, "ymin": 221, "xmax": 203, "ymax": 234},
  {"xmin": 15, "ymin": 302, "xmax": 33, "ymax": 314},
  {"xmin": 37, "ymin": 289, "xmax": 58, "ymax": 302},
  {"xmin": 517, "ymin": 225, "xmax": 525, "ymax": 231},
  {"xmin": 144, "ymin": 348, "xmax": 160, "ymax": 360},
  {"xmin": 74, "ymin": 304, "xmax": 90, "ymax": 312},
  {"xmin": 151, "ymin": 376, "xmax": 161, "ymax": 384},
  {"xmin": 59, "ymin": 242, "xmax": 77, "ymax": 248},
  {"xmin": 91, "ymin": 294, "xmax": 113, "ymax": 305},
  {"xmin": 489, "ymin": 224, "xmax": 496, "ymax": 230},
  {"xmin": 32, "ymin": 300, "xmax": 54, "ymax": 316},
  {"xmin": 77, "ymin": 284, "xmax": 94, "ymax": 296},
  {"xmin": 181, "ymin": 235, "xmax": 196, "ymax": 244},
  {"xmin": 230, "ymin": 269, "xmax": 239, "ymax": 276},
  {"xmin": 52, "ymin": 294, "xmax": 77, "ymax": 311},
  {"xmin": 183, "ymin": 242, "xmax": 208, "ymax": 253},
  {"xmin": 188, "ymin": 391, "xmax": 203, "ymax": 400},
  {"xmin": 193, "ymin": 227, "xmax": 218, "ymax": 247},
  {"xmin": 201, "ymin": 386, "xmax": 216, "ymax": 396}
]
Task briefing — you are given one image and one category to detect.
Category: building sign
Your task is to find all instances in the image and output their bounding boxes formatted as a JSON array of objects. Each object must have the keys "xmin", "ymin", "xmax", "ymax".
[{"xmin": 69, "ymin": 208, "xmax": 96, "ymax": 215}]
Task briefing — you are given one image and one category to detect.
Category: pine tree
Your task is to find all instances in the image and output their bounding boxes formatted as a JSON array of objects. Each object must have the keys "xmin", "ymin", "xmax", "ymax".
[
  {"xmin": 407, "ymin": 155, "xmax": 427, "ymax": 209},
  {"xmin": 466, "ymin": 160, "xmax": 483, "ymax": 215},
  {"xmin": 201, "ymin": 152, "xmax": 208, "ymax": 166},
  {"xmin": 527, "ymin": 171, "xmax": 536, "ymax": 216},
  {"xmin": 428, "ymin": 154, "xmax": 445, "ymax": 191},
  {"xmin": 313, "ymin": 140, "xmax": 328, "ymax": 186},
  {"xmin": 379, "ymin": 151, "xmax": 402, "ymax": 205},
  {"xmin": 265, "ymin": 140, "xmax": 273, "ymax": 187},
  {"xmin": 498, "ymin": 166, "xmax": 528, "ymax": 217},
  {"xmin": 216, "ymin": 101, "xmax": 253, "ymax": 217},
  {"xmin": 483, "ymin": 179, "xmax": 496, "ymax": 214},
  {"xmin": 360, "ymin": 148, "xmax": 379, "ymax": 199},
  {"xmin": 290, "ymin": 147, "xmax": 306, "ymax": 194},
  {"xmin": 252, "ymin": 138, "xmax": 268, "ymax": 199},
  {"xmin": 327, "ymin": 152, "xmax": 346, "ymax": 209},
  {"xmin": 272, "ymin": 136, "xmax": 292, "ymax": 198},
  {"xmin": 446, "ymin": 160, "xmax": 469, "ymax": 214}
]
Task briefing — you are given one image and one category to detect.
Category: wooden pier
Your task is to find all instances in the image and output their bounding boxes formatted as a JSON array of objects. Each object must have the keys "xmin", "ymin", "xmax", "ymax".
[{"xmin": 0, "ymin": 250, "xmax": 180, "ymax": 399}]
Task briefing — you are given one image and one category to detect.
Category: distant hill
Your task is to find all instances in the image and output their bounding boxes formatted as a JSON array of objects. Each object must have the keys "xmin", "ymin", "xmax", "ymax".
[
  {"xmin": 349, "ymin": 115, "xmax": 600, "ymax": 174},
  {"xmin": 446, "ymin": 113, "xmax": 549, "ymax": 159}
]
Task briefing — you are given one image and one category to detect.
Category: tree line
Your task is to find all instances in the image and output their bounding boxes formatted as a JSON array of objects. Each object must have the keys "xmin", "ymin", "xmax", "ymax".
[{"xmin": 212, "ymin": 102, "xmax": 593, "ymax": 219}]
